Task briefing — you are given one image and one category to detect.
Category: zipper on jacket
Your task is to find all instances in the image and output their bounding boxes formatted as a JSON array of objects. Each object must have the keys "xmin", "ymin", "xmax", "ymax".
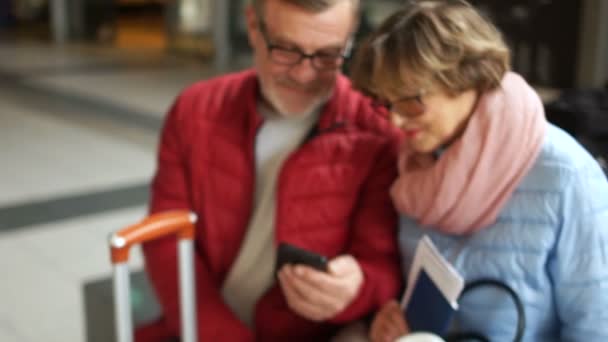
[{"xmin": 302, "ymin": 121, "xmax": 348, "ymax": 146}]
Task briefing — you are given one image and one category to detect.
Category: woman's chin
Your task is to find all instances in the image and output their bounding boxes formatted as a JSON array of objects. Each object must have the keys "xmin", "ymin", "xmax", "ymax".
[{"xmin": 409, "ymin": 140, "xmax": 436, "ymax": 155}]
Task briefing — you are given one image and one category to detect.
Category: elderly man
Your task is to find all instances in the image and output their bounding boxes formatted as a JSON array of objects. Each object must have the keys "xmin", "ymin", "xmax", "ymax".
[{"xmin": 137, "ymin": 0, "xmax": 402, "ymax": 341}]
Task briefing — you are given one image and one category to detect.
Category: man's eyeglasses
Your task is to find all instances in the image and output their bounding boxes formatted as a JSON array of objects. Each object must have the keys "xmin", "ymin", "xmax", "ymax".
[
  {"xmin": 258, "ymin": 20, "xmax": 352, "ymax": 71},
  {"xmin": 372, "ymin": 93, "xmax": 426, "ymax": 118}
]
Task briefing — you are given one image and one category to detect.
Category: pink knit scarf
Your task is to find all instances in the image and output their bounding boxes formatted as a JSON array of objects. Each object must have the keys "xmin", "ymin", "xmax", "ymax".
[{"xmin": 390, "ymin": 72, "xmax": 547, "ymax": 235}]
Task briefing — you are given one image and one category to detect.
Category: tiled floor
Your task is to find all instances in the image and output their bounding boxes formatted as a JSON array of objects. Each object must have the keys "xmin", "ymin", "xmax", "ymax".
[
  {"xmin": 0, "ymin": 90, "xmax": 154, "ymax": 206},
  {"xmin": 0, "ymin": 206, "xmax": 147, "ymax": 342},
  {"xmin": 0, "ymin": 41, "xmax": 248, "ymax": 341}
]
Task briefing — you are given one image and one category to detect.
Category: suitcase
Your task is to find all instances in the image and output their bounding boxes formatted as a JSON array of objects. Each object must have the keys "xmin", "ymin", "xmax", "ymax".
[{"xmin": 108, "ymin": 210, "xmax": 198, "ymax": 342}]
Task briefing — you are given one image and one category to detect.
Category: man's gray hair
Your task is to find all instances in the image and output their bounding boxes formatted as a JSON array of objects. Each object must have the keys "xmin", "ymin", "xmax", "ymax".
[{"xmin": 251, "ymin": 0, "xmax": 360, "ymax": 18}]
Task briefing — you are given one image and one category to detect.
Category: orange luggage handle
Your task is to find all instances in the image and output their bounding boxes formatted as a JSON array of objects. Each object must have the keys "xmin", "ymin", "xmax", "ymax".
[
  {"xmin": 109, "ymin": 210, "xmax": 198, "ymax": 342},
  {"xmin": 110, "ymin": 210, "xmax": 197, "ymax": 263}
]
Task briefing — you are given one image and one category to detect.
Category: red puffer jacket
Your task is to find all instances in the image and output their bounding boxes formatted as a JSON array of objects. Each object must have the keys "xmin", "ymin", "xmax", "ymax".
[{"xmin": 138, "ymin": 69, "xmax": 402, "ymax": 342}]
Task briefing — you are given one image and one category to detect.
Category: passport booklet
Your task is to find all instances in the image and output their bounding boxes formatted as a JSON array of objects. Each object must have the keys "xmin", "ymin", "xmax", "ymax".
[{"xmin": 400, "ymin": 235, "xmax": 465, "ymax": 335}]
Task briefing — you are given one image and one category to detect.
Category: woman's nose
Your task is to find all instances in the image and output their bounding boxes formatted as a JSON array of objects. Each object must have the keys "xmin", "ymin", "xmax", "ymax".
[{"xmin": 390, "ymin": 111, "xmax": 407, "ymax": 128}]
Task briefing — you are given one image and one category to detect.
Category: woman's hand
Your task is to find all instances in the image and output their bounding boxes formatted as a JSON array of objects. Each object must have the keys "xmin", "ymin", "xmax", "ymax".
[{"xmin": 369, "ymin": 300, "xmax": 409, "ymax": 342}]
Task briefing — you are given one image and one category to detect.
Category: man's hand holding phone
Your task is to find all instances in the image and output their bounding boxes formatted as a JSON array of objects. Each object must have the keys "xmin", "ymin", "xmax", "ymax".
[{"xmin": 276, "ymin": 245, "xmax": 363, "ymax": 322}]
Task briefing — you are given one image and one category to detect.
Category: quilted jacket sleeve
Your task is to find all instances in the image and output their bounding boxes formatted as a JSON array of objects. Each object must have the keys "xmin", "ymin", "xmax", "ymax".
[
  {"xmin": 330, "ymin": 137, "xmax": 403, "ymax": 323},
  {"xmin": 141, "ymin": 95, "xmax": 254, "ymax": 341},
  {"xmin": 549, "ymin": 160, "xmax": 608, "ymax": 341}
]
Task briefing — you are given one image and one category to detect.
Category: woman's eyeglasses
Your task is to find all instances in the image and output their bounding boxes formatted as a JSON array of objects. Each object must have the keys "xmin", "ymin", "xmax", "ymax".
[{"xmin": 372, "ymin": 93, "xmax": 426, "ymax": 118}]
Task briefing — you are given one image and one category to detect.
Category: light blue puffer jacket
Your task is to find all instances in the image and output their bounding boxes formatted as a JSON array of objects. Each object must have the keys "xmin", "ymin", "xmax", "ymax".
[{"xmin": 398, "ymin": 124, "xmax": 608, "ymax": 341}]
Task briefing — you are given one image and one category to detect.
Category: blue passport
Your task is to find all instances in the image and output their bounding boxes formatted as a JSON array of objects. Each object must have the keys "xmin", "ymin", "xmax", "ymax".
[{"xmin": 403, "ymin": 269, "xmax": 457, "ymax": 336}]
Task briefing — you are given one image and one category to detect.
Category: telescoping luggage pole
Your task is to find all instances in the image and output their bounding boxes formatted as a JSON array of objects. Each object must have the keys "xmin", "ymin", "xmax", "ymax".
[{"xmin": 109, "ymin": 210, "xmax": 198, "ymax": 342}]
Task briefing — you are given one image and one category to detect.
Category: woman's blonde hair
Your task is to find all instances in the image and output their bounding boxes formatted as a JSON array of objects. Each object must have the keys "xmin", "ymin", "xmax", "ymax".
[{"xmin": 351, "ymin": 0, "xmax": 510, "ymax": 100}]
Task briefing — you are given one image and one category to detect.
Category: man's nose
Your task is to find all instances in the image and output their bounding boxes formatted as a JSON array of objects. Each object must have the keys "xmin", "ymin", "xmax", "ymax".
[{"xmin": 288, "ymin": 57, "xmax": 318, "ymax": 85}]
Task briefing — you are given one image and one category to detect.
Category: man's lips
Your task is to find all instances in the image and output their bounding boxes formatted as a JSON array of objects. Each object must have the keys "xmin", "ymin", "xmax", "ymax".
[{"xmin": 280, "ymin": 83, "xmax": 317, "ymax": 95}]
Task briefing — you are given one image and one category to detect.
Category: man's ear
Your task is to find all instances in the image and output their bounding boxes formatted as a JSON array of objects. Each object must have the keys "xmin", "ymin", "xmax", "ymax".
[{"xmin": 245, "ymin": 5, "xmax": 259, "ymax": 48}]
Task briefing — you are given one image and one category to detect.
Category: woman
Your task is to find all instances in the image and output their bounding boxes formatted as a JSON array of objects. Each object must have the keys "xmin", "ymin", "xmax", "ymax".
[{"xmin": 350, "ymin": 0, "xmax": 608, "ymax": 341}]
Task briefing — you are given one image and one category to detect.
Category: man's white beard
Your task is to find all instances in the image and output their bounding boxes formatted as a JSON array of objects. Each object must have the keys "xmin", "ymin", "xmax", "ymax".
[{"xmin": 261, "ymin": 81, "xmax": 330, "ymax": 117}]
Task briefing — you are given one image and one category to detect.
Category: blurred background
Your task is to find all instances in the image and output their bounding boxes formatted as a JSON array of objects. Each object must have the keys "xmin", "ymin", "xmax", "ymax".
[{"xmin": 0, "ymin": 0, "xmax": 606, "ymax": 341}]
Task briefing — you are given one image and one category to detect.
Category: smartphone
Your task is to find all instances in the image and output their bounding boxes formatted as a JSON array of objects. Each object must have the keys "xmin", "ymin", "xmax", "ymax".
[{"xmin": 275, "ymin": 242, "xmax": 328, "ymax": 274}]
